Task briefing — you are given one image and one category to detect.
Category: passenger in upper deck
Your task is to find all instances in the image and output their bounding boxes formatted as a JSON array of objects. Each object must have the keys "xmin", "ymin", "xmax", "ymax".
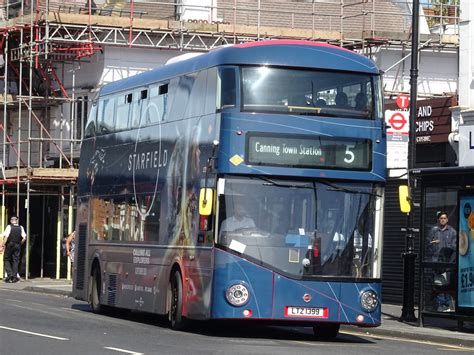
[
  {"xmin": 335, "ymin": 92, "xmax": 351, "ymax": 109},
  {"xmin": 315, "ymin": 98, "xmax": 327, "ymax": 107},
  {"xmin": 354, "ymin": 92, "xmax": 368, "ymax": 111}
]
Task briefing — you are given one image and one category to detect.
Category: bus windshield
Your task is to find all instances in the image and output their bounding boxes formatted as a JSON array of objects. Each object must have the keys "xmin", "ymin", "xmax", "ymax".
[
  {"xmin": 217, "ymin": 176, "xmax": 380, "ymax": 280},
  {"xmin": 241, "ymin": 66, "xmax": 381, "ymax": 119}
]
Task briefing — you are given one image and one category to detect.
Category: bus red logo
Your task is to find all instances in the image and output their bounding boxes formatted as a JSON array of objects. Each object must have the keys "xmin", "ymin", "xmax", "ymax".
[{"xmin": 303, "ymin": 293, "xmax": 312, "ymax": 303}]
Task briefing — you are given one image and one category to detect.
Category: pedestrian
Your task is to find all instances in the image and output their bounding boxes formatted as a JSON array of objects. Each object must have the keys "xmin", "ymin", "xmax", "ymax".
[
  {"xmin": 1, "ymin": 216, "xmax": 26, "ymax": 283},
  {"xmin": 66, "ymin": 230, "xmax": 76, "ymax": 266},
  {"xmin": 428, "ymin": 211, "xmax": 457, "ymax": 312}
]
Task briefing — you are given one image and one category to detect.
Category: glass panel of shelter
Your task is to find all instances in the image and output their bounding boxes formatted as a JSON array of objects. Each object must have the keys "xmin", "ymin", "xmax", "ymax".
[{"xmin": 421, "ymin": 187, "xmax": 458, "ymax": 314}]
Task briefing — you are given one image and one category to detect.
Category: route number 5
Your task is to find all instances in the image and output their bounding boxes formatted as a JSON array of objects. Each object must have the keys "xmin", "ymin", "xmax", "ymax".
[{"xmin": 344, "ymin": 144, "xmax": 355, "ymax": 164}]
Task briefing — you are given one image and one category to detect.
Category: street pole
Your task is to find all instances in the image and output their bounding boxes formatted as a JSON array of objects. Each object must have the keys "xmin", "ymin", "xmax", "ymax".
[{"xmin": 400, "ymin": 0, "xmax": 419, "ymax": 323}]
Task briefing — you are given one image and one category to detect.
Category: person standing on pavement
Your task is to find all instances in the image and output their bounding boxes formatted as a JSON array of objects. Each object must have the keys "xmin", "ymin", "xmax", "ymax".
[
  {"xmin": 428, "ymin": 211, "xmax": 457, "ymax": 312},
  {"xmin": 1, "ymin": 216, "xmax": 26, "ymax": 283},
  {"xmin": 428, "ymin": 212, "xmax": 457, "ymax": 261},
  {"xmin": 66, "ymin": 230, "xmax": 76, "ymax": 266}
]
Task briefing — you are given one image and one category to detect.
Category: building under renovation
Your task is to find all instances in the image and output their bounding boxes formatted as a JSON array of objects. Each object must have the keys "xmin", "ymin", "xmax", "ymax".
[{"xmin": 0, "ymin": 1, "xmax": 460, "ymax": 302}]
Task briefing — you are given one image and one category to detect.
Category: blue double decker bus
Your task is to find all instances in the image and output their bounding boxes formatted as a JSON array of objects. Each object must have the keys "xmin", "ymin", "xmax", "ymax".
[{"xmin": 73, "ymin": 40, "xmax": 386, "ymax": 339}]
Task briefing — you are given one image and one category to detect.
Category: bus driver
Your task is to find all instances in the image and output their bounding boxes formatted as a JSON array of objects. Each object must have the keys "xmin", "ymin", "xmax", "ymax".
[{"xmin": 220, "ymin": 200, "xmax": 256, "ymax": 233}]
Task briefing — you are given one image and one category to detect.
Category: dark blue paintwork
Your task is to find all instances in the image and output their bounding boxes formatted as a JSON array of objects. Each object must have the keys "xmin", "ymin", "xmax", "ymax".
[
  {"xmin": 219, "ymin": 112, "xmax": 386, "ymax": 181},
  {"xmin": 100, "ymin": 40, "xmax": 379, "ymax": 97},
  {"xmin": 212, "ymin": 249, "xmax": 381, "ymax": 326}
]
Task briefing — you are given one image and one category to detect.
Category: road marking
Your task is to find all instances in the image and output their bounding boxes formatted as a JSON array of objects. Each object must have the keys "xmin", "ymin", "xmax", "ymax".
[
  {"xmin": 341, "ymin": 331, "xmax": 474, "ymax": 351},
  {"xmin": 104, "ymin": 346, "xmax": 144, "ymax": 354},
  {"xmin": 4, "ymin": 298, "xmax": 22, "ymax": 303},
  {"xmin": 11, "ymin": 303, "xmax": 71, "ymax": 320},
  {"xmin": 293, "ymin": 340, "xmax": 377, "ymax": 348},
  {"xmin": 0, "ymin": 326, "xmax": 69, "ymax": 340},
  {"xmin": 435, "ymin": 347, "xmax": 473, "ymax": 352},
  {"xmin": 293, "ymin": 341, "xmax": 320, "ymax": 346}
]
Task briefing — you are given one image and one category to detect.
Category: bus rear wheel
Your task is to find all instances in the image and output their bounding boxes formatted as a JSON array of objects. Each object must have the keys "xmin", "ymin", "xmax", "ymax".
[
  {"xmin": 90, "ymin": 267, "xmax": 103, "ymax": 314},
  {"xmin": 313, "ymin": 323, "xmax": 340, "ymax": 340},
  {"xmin": 168, "ymin": 271, "xmax": 188, "ymax": 330}
]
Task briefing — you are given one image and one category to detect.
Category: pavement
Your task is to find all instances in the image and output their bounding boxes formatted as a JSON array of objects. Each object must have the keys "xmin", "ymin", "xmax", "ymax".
[{"xmin": 1, "ymin": 277, "xmax": 473, "ymax": 348}]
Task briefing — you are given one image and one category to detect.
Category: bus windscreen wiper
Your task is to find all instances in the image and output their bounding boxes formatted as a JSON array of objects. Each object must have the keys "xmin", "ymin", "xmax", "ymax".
[
  {"xmin": 318, "ymin": 179, "xmax": 381, "ymax": 197},
  {"xmin": 258, "ymin": 176, "xmax": 313, "ymax": 189}
]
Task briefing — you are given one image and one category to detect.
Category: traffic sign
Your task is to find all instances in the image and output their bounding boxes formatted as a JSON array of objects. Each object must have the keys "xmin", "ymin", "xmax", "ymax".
[
  {"xmin": 396, "ymin": 94, "xmax": 409, "ymax": 109},
  {"xmin": 388, "ymin": 112, "xmax": 408, "ymax": 131},
  {"xmin": 384, "ymin": 110, "xmax": 409, "ymax": 169}
]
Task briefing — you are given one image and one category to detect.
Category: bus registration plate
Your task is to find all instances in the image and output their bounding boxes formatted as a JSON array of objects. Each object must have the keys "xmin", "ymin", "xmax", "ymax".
[{"xmin": 284, "ymin": 306, "xmax": 328, "ymax": 318}]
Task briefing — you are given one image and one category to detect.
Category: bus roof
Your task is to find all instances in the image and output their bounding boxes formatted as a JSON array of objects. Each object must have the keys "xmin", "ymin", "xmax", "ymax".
[{"xmin": 100, "ymin": 40, "xmax": 379, "ymax": 96}]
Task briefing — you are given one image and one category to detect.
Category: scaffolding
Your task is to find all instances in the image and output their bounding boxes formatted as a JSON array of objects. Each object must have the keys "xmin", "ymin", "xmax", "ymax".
[{"xmin": 0, "ymin": 0, "xmax": 460, "ymax": 279}]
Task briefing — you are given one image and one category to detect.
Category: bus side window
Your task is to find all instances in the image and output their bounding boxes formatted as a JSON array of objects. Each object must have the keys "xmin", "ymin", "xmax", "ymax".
[
  {"xmin": 116, "ymin": 93, "xmax": 132, "ymax": 131},
  {"xmin": 159, "ymin": 84, "xmax": 168, "ymax": 121},
  {"xmin": 218, "ymin": 67, "xmax": 236, "ymax": 109},
  {"xmin": 130, "ymin": 91, "xmax": 141, "ymax": 128},
  {"xmin": 140, "ymin": 89, "xmax": 149, "ymax": 125},
  {"xmin": 147, "ymin": 83, "xmax": 168, "ymax": 124},
  {"xmin": 129, "ymin": 88, "xmax": 150, "ymax": 128},
  {"xmin": 97, "ymin": 96, "xmax": 116, "ymax": 135},
  {"xmin": 171, "ymin": 74, "xmax": 196, "ymax": 121},
  {"xmin": 205, "ymin": 67, "xmax": 217, "ymax": 114},
  {"xmin": 185, "ymin": 70, "xmax": 207, "ymax": 118},
  {"xmin": 84, "ymin": 101, "xmax": 98, "ymax": 138}
]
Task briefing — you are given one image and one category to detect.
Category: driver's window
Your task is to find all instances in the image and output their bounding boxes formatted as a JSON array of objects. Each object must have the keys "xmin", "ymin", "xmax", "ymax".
[{"xmin": 218, "ymin": 195, "xmax": 256, "ymax": 236}]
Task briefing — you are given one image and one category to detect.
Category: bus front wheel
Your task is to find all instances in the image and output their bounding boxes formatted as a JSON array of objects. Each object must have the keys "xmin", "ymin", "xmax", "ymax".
[
  {"xmin": 168, "ymin": 271, "xmax": 188, "ymax": 330},
  {"xmin": 90, "ymin": 267, "xmax": 103, "ymax": 314},
  {"xmin": 313, "ymin": 323, "xmax": 340, "ymax": 340}
]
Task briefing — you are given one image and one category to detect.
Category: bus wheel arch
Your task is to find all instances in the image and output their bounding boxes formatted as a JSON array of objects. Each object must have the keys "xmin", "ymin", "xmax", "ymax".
[
  {"xmin": 89, "ymin": 259, "xmax": 104, "ymax": 314},
  {"xmin": 167, "ymin": 265, "xmax": 188, "ymax": 330}
]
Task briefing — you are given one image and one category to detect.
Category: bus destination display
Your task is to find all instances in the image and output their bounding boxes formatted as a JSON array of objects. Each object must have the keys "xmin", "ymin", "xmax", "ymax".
[{"xmin": 247, "ymin": 134, "xmax": 371, "ymax": 170}]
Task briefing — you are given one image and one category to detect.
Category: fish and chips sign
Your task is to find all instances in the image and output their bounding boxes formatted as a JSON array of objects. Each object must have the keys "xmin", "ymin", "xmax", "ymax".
[
  {"xmin": 384, "ymin": 95, "xmax": 456, "ymax": 169},
  {"xmin": 414, "ymin": 96, "xmax": 456, "ymax": 145}
]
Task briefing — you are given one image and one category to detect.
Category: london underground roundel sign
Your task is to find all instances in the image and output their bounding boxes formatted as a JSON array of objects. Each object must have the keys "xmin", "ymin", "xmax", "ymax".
[{"xmin": 388, "ymin": 112, "xmax": 408, "ymax": 131}]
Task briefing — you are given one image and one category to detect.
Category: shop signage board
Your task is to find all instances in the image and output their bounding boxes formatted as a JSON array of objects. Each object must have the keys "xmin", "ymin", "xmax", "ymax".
[
  {"xmin": 458, "ymin": 195, "xmax": 474, "ymax": 311},
  {"xmin": 459, "ymin": 124, "xmax": 474, "ymax": 167},
  {"xmin": 414, "ymin": 96, "xmax": 456, "ymax": 145}
]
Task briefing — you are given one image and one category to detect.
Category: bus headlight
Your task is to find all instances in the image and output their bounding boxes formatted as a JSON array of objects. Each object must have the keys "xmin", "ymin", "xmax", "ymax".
[
  {"xmin": 360, "ymin": 290, "xmax": 378, "ymax": 313},
  {"xmin": 225, "ymin": 283, "xmax": 250, "ymax": 306}
]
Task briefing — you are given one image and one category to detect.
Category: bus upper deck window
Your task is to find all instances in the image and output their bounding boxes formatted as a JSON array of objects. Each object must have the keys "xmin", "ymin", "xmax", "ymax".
[
  {"xmin": 83, "ymin": 101, "xmax": 98, "ymax": 138},
  {"xmin": 159, "ymin": 84, "xmax": 168, "ymax": 95},
  {"xmin": 219, "ymin": 68, "xmax": 236, "ymax": 109}
]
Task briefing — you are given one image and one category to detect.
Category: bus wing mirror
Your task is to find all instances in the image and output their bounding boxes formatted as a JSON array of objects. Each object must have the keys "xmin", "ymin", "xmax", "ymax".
[
  {"xmin": 199, "ymin": 188, "xmax": 214, "ymax": 216},
  {"xmin": 399, "ymin": 185, "xmax": 411, "ymax": 213}
]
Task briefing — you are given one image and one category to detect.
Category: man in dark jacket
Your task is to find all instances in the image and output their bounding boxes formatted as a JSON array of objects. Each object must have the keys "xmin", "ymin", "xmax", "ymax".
[{"xmin": 2, "ymin": 216, "xmax": 26, "ymax": 283}]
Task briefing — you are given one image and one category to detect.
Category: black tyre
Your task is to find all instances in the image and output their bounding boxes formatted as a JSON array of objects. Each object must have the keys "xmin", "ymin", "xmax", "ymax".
[
  {"xmin": 90, "ymin": 266, "xmax": 103, "ymax": 314},
  {"xmin": 168, "ymin": 270, "xmax": 188, "ymax": 330},
  {"xmin": 313, "ymin": 323, "xmax": 340, "ymax": 340}
]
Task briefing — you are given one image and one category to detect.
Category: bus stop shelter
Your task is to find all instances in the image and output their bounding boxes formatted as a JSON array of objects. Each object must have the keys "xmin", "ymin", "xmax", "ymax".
[{"xmin": 413, "ymin": 166, "xmax": 474, "ymax": 328}]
